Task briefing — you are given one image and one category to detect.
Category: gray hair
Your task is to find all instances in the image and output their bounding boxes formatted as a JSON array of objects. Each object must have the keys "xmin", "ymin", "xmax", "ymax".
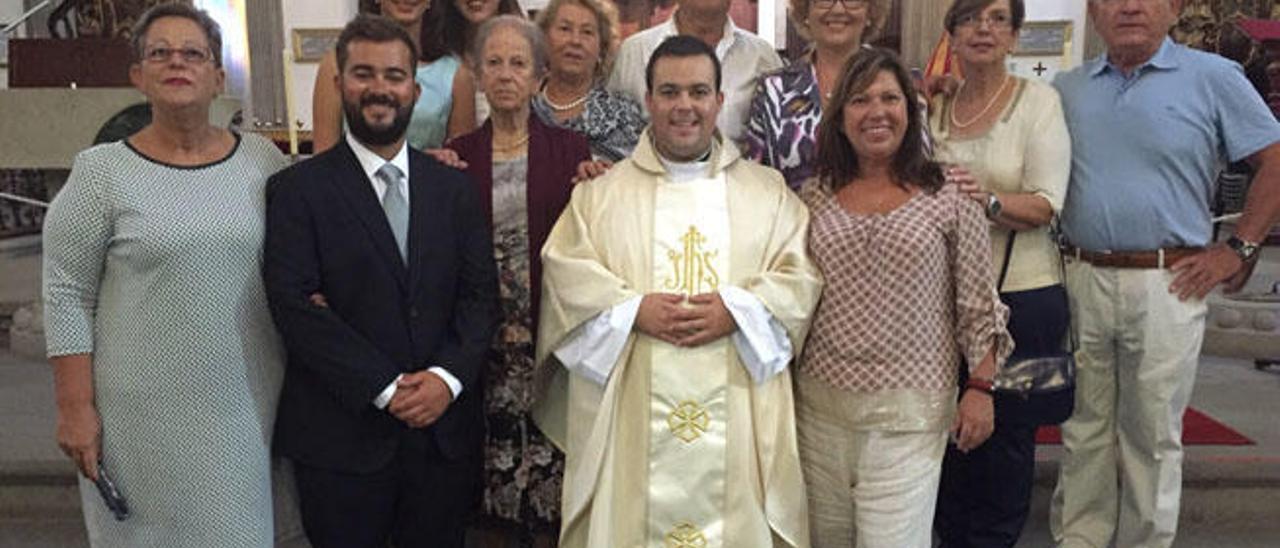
[
  {"xmin": 131, "ymin": 2, "xmax": 223, "ymax": 67},
  {"xmin": 470, "ymin": 15, "xmax": 548, "ymax": 81}
]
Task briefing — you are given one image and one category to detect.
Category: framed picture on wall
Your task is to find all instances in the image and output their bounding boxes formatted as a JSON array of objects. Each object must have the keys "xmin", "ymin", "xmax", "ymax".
[
  {"xmin": 291, "ymin": 28, "xmax": 341, "ymax": 63},
  {"xmin": 1015, "ymin": 20, "xmax": 1073, "ymax": 57}
]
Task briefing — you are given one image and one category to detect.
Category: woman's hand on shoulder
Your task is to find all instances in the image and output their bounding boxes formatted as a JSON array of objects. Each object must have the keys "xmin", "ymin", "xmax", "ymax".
[
  {"xmin": 425, "ymin": 147, "xmax": 469, "ymax": 169},
  {"xmin": 943, "ymin": 164, "xmax": 986, "ymax": 205},
  {"xmin": 573, "ymin": 159, "xmax": 613, "ymax": 184}
]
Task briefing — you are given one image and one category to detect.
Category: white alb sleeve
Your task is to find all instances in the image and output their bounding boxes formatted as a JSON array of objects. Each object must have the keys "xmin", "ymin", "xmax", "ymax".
[
  {"xmin": 720, "ymin": 286, "xmax": 793, "ymax": 384},
  {"xmin": 552, "ymin": 295, "xmax": 643, "ymax": 385}
]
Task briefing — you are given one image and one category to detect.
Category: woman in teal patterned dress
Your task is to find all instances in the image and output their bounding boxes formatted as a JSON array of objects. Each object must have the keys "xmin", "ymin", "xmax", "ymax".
[
  {"xmin": 43, "ymin": 5, "xmax": 287, "ymax": 547},
  {"xmin": 311, "ymin": 0, "xmax": 477, "ymax": 153}
]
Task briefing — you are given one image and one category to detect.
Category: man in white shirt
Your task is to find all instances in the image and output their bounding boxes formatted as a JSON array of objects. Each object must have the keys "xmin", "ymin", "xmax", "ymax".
[
  {"xmin": 263, "ymin": 15, "xmax": 498, "ymax": 548},
  {"xmin": 607, "ymin": 0, "xmax": 783, "ymax": 143},
  {"xmin": 536, "ymin": 36, "xmax": 822, "ymax": 547}
]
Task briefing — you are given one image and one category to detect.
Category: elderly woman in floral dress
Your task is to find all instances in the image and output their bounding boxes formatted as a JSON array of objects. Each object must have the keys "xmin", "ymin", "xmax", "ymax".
[{"xmin": 447, "ymin": 15, "xmax": 591, "ymax": 547}]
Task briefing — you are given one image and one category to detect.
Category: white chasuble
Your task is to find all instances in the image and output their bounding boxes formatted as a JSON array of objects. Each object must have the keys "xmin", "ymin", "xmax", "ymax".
[
  {"xmin": 648, "ymin": 173, "xmax": 731, "ymax": 547},
  {"xmin": 534, "ymin": 131, "xmax": 822, "ymax": 548}
]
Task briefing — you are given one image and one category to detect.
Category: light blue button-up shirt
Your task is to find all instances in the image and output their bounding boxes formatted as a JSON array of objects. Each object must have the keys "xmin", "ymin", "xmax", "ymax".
[{"xmin": 1053, "ymin": 38, "xmax": 1280, "ymax": 251}]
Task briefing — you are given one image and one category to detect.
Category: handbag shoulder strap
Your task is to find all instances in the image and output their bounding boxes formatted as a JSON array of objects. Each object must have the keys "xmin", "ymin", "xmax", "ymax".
[{"xmin": 997, "ymin": 230, "xmax": 1017, "ymax": 293}]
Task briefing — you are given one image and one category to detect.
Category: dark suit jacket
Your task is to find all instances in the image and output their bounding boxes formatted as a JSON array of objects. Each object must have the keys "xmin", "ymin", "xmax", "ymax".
[
  {"xmin": 448, "ymin": 113, "xmax": 590, "ymax": 338},
  {"xmin": 264, "ymin": 140, "xmax": 499, "ymax": 473}
]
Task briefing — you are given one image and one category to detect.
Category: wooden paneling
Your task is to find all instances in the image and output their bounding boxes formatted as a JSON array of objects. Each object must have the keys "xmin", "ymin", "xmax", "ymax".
[{"xmin": 7, "ymin": 38, "xmax": 132, "ymax": 88}]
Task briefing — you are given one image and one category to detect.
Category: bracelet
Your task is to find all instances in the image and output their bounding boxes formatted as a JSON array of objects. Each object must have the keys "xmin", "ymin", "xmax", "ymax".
[{"xmin": 965, "ymin": 377, "xmax": 995, "ymax": 395}]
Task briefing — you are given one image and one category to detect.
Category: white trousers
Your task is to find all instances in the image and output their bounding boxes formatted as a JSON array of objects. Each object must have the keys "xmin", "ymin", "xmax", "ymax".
[
  {"xmin": 1049, "ymin": 260, "xmax": 1207, "ymax": 548},
  {"xmin": 796, "ymin": 374, "xmax": 947, "ymax": 548}
]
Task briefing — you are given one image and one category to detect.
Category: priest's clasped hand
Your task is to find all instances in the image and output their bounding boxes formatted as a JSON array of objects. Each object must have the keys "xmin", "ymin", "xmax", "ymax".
[{"xmin": 636, "ymin": 292, "xmax": 738, "ymax": 347}]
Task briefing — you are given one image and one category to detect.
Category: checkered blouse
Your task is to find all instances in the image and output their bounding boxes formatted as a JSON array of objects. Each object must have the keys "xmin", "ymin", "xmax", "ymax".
[{"xmin": 798, "ymin": 179, "xmax": 1013, "ymax": 403}]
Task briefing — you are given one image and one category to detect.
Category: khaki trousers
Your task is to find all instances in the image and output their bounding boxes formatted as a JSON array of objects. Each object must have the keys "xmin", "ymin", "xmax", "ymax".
[
  {"xmin": 796, "ymin": 374, "xmax": 948, "ymax": 548},
  {"xmin": 1049, "ymin": 260, "xmax": 1207, "ymax": 548}
]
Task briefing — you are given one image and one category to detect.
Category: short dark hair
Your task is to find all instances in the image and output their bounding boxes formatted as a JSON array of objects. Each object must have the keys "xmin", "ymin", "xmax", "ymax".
[
  {"xmin": 645, "ymin": 35, "xmax": 722, "ymax": 94},
  {"xmin": 131, "ymin": 2, "xmax": 224, "ymax": 67},
  {"xmin": 432, "ymin": 0, "xmax": 525, "ymax": 58},
  {"xmin": 814, "ymin": 47, "xmax": 943, "ymax": 192},
  {"xmin": 336, "ymin": 14, "xmax": 420, "ymax": 72},
  {"xmin": 944, "ymin": 0, "xmax": 1026, "ymax": 34}
]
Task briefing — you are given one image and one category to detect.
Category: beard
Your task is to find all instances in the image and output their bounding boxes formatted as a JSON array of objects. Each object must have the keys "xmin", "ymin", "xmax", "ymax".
[{"xmin": 343, "ymin": 92, "xmax": 413, "ymax": 146}]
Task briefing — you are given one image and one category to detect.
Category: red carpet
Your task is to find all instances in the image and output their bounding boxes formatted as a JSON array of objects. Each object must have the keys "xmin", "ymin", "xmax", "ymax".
[{"xmin": 1036, "ymin": 408, "xmax": 1254, "ymax": 445}]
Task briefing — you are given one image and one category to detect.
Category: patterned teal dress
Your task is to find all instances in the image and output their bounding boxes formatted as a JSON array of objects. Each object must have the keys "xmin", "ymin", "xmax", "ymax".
[
  {"xmin": 42, "ymin": 133, "xmax": 288, "ymax": 547},
  {"xmin": 407, "ymin": 55, "xmax": 462, "ymax": 150}
]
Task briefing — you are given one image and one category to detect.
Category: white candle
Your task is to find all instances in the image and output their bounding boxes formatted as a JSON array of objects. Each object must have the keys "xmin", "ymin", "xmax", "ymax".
[{"xmin": 282, "ymin": 48, "xmax": 299, "ymax": 157}]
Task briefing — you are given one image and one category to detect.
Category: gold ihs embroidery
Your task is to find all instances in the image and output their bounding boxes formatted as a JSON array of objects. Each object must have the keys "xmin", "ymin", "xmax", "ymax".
[{"xmin": 664, "ymin": 225, "xmax": 720, "ymax": 296}]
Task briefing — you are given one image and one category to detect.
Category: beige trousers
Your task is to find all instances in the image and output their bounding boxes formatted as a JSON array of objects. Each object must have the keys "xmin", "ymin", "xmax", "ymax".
[
  {"xmin": 796, "ymin": 374, "xmax": 948, "ymax": 548},
  {"xmin": 1049, "ymin": 259, "xmax": 1207, "ymax": 548}
]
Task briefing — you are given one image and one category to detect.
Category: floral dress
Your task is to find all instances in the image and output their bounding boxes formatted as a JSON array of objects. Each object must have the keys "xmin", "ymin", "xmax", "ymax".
[
  {"xmin": 532, "ymin": 86, "xmax": 646, "ymax": 163},
  {"xmin": 482, "ymin": 156, "xmax": 565, "ymax": 533}
]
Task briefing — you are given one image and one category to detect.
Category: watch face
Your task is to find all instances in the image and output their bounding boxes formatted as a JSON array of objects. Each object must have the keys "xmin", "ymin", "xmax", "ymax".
[{"xmin": 1230, "ymin": 237, "xmax": 1260, "ymax": 260}]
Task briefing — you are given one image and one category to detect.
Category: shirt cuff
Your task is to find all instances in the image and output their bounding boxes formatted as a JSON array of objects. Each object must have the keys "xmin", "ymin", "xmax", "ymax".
[
  {"xmin": 427, "ymin": 367, "xmax": 463, "ymax": 400},
  {"xmin": 372, "ymin": 374, "xmax": 404, "ymax": 409},
  {"xmin": 553, "ymin": 295, "xmax": 642, "ymax": 385},
  {"xmin": 720, "ymin": 286, "xmax": 794, "ymax": 384}
]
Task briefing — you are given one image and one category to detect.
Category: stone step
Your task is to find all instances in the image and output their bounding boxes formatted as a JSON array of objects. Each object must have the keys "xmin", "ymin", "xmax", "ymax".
[{"xmin": 6, "ymin": 458, "xmax": 1280, "ymax": 526}]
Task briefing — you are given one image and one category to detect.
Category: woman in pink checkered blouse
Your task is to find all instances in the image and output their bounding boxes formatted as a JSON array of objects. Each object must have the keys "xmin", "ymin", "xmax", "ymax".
[{"xmin": 793, "ymin": 47, "xmax": 1013, "ymax": 548}]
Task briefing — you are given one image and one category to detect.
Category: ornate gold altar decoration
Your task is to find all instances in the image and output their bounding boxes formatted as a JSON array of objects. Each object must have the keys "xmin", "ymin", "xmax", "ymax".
[
  {"xmin": 663, "ymin": 522, "xmax": 708, "ymax": 548},
  {"xmin": 667, "ymin": 401, "xmax": 711, "ymax": 443},
  {"xmin": 75, "ymin": 0, "xmax": 179, "ymax": 39},
  {"xmin": 664, "ymin": 226, "xmax": 720, "ymax": 296}
]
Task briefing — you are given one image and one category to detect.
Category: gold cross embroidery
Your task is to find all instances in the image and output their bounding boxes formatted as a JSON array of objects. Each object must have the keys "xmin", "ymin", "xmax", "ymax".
[
  {"xmin": 667, "ymin": 401, "xmax": 710, "ymax": 443},
  {"xmin": 664, "ymin": 522, "xmax": 707, "ymax": 548},
  {"xmin": 664, "ymin": 225, "xmax": 720, "ymax": 296}
]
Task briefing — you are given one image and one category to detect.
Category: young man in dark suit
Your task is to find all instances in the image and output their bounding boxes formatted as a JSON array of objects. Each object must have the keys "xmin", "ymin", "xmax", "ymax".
[{"xmin": 263, "ymin": 15, "xmax": 498, "ymax": 548}]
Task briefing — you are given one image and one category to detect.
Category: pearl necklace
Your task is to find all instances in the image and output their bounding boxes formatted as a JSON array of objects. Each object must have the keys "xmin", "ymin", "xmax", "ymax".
[
  {"xmin": 950, "ymin": 75, "xmax": 1012, "ymax": 129},
  {"xmin": 540, "ymin": 83, "xmax": 590, "ymax": 111}
]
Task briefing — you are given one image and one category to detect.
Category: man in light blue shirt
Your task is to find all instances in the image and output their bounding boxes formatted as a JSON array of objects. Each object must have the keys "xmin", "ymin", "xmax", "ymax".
[{"xmin": 1050, "ymin": 2, "xmax": 1280, "ymax": 548}]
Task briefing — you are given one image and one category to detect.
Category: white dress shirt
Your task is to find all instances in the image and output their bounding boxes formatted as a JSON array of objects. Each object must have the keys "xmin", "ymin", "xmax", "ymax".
[
  {"xmin": 553, "ymin": 153, "xmax": 794, "ymax": 385},
  {"xmin": 345, "ymin": 133, "xmax": 463, "ymax": 408},
  {"xmin": 606, "ymin": 11, "xmax": 784, "ymax": 144}
]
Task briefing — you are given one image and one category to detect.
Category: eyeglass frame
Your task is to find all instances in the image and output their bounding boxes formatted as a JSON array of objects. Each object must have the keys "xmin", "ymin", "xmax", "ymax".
[
  {"xmin": 954, "ymin": 12, "xmax": 1015, "ymax": 31},
  {"xmin": 811, "ymin": 0, "xmax": 868, "ymax": 12},
  {"xmin": 141, "ymin": 44, "xmax": 216, "ymax": 65}
]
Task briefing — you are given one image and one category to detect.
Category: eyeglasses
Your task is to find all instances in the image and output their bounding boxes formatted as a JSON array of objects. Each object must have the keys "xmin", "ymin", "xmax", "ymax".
[
  {"xmin": 143, "ymin": 45, "xmax": 214, "ymax": 65},
  {"xmin": 955, "ymin": 13, "xmax": 1013, "ymax": 30},
  {"xmin": 812, "ymin": 0, "xmax": 868, "ymax": 11}
]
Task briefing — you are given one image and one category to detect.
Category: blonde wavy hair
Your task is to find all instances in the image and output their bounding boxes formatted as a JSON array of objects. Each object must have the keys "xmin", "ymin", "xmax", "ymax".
[{"xmin": 535, "ymin": 0, "xmax": 622, "ymax": 81}]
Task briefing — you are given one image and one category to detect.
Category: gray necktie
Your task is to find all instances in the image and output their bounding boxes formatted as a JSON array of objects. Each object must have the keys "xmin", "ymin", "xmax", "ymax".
[{"xmin": 376, "ymin": 163, "xmax": 408, "ymax": 263}]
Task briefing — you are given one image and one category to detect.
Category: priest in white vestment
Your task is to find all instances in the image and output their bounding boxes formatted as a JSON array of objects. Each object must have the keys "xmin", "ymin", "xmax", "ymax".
[{"xmin": 534, "ymin": 36, "xmax": 824, "ymax": 548}]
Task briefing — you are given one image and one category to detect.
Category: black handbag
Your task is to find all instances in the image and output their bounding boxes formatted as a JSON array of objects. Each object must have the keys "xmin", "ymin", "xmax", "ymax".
[{"xmin": 990, "ymin": 231, "xmax": 1077, "ymax": 426}]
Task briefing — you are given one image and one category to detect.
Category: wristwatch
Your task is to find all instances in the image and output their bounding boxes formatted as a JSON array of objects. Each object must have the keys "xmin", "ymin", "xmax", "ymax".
[
  {"xmin": 1227, "ymin": 235, "xmax": 1261, "ymax": 263},
  {"xmin": 984, "ymin": 193, "xmax": 1003, "ymax": 219}
]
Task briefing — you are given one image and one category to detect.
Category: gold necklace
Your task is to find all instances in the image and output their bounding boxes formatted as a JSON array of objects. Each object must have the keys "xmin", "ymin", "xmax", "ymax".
[
  {"xmin": 950, "ymin": 75, "xmax": 1011, "ymax": 129},
  {"xmin": 492, "ymin": 132, "xmax": 530, "ymax": 153}
]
